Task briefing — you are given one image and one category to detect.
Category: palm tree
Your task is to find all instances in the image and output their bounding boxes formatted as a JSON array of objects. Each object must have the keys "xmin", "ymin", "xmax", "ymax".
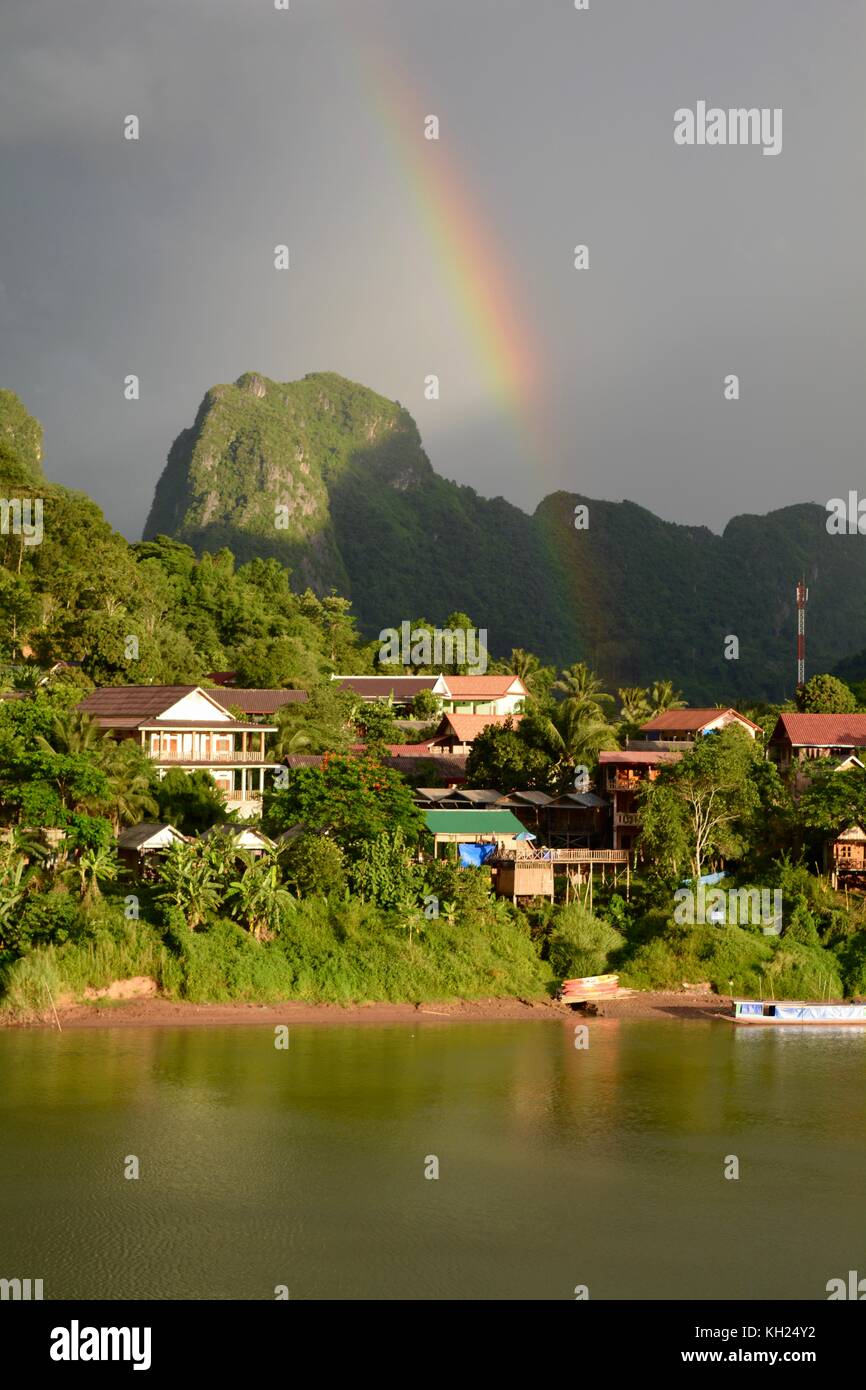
[
  {"xmin": 648, "ymin": 679, "xmax": 687, "ymax": 716},
  {"xmin": 535, "ymin": 697, "xmax": 619, "ymax": 779},
  {"xmin": 98, "ymin": 739, "xmax": 159, "ymax": 832},
  {"xmin": 553, "ymin": 663, "xmax": 613, "ymax": 715},
  {"xmin": 70, "ymin": 843, "xmax": 119, "ymax": 901},
  {"xmin": 225, "ymin": 850, "xmax": 293, "ymax": 940},
  {"xmin": 618, "ymin": 686, "xmax": 651, "ymax": 723},
  {"xmin": 506, "ymin": 649, "xmax": 540, "ymax": 683},
  {"xmin": 273, "ymin": 724, "xmax": 313, "ymax": 760},
  {"xmin": 156, "ymin": 841, "xmax": 223, "ymax": 930},
  {"xmin": 36, "ymin": 708, "xmax": 103, "ymax": 758}
]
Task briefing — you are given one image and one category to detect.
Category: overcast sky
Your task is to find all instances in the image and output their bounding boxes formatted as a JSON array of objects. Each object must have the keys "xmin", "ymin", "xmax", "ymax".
[{"xmin": 1, "ymin": 0, "xmax": 863, "ymax": 538}]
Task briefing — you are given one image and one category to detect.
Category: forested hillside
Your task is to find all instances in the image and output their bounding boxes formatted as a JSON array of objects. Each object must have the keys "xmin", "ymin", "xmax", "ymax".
[{"xmin": 143, "ymin": 372, "xmax": 866, "ymax": 701}]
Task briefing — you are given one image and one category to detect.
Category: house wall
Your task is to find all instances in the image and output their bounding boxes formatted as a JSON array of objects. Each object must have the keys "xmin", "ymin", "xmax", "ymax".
[
  {"xmin": 440, "ymin": 694, "xmax": 524, "ymax": 717},
  {"xmin": 160, "ymin": 691, "xmax": 230, "ymax": 722}
]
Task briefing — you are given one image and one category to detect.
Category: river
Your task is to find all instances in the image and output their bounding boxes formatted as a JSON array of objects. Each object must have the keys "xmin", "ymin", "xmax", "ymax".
[{"xmin": 1, "ymin": 1017, "xmax": 863, "ymax": 1299}]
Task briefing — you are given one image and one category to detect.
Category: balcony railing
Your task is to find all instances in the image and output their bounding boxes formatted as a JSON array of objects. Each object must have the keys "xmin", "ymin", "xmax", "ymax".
[
  {"xmin": 153, "ymin": 751, "xmax": 271, "ymax": 764},
  {"xmin": 614, "ymin": 812, "xmax": 641, "ymax": 828},
  {"xmin": 226, "ymin": 790, "xmax": 263, "ymax": 802}
]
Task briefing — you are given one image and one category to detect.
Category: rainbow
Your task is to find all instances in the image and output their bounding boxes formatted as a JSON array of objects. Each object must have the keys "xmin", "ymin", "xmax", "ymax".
[{"xmin": 351, "ymin": 39, "xmax": 554, "ymax": 473}]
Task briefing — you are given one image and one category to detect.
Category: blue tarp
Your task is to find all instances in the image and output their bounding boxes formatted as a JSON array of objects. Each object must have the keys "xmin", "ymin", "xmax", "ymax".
[{"xmin": 458, "ymin": 843, "xmax": 498, "ymax": 868}]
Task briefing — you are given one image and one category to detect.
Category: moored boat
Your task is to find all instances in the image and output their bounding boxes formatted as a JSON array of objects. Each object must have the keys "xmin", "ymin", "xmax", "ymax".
[
  {"xmin": 560, "ymin": 974, "xmax": 620, "ymax": 1005},
  {"xmin": 732, "ymin": 999, "xmax": 866, "ymax": 1025}
]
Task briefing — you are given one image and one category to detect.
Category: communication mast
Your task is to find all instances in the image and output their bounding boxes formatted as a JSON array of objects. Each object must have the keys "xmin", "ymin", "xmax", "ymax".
[{"xmin": 796, "ymin": 579, "xmax": 808, "ymax": 688}]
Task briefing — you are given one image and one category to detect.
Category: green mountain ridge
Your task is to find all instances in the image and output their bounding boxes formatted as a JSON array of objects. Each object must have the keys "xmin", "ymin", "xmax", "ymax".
[{"xmin": 143, "ymin": 371, "xmax": 866, "ymax": 702}]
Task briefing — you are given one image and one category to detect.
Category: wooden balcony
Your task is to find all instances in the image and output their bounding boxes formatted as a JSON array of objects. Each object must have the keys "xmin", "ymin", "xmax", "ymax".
[{"xmin": 614, "ymin": 812, "xmax": 640, "ymax": 828}]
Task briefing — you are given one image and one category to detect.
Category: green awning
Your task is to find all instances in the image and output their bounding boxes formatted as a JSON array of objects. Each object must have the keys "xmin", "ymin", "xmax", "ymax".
[{"xmin": 423, "ymin": 809, "xmax": 527, "ymax": 835}]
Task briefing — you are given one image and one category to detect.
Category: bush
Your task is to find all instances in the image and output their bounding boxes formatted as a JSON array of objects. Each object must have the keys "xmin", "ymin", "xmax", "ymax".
[
  {"xmin": 282, "ymin": 833, "xmax": 346, "ymax": 897},
  {"xmin": 620, "ymin": 920, "xmax": 773, "ymax": 994},
  {"xmin": 784, "ymin": 896, "xmax": 820, "ymax": 946},
  {"xmin": 548, "ymin": 904, "xmax": 624, "ymax": 979},
  {"xmin": 348, "ymin": 828, "xmax": 423, "ymax": 909},
  {"xmin": 13, "ymin": 891, "xmax": 88, "ymax": 951}
]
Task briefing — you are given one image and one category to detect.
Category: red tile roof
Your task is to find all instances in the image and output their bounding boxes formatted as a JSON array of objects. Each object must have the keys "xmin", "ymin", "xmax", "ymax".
[
  {"xmin": 434, "ymin": 713, "xmax": 523, "ymax": 741},
  {"xmin": 443, "ymin": 676, "xmax": 526, "ymax": 696},
  {"xmin": 640, "ymin": 708, "xmax": 760, "ymax": 733},
  {"xmin": 771, "ymin": 713, "xmax": 866, "ymax": 747}
]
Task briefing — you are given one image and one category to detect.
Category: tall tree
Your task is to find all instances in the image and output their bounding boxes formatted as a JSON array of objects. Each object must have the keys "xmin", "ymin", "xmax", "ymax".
[{"xmin": 639, "ymin": 726, "xmax": 760, "ymax": 880}]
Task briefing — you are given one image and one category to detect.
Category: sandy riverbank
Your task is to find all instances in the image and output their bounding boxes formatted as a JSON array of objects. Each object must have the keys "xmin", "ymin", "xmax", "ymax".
[{"xmin": 1, "ymin": 989, "xmax": 732, "ymax": 1030}]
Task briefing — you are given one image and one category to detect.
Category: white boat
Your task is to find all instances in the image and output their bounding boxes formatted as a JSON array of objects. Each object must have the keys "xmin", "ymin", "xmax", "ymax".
[{"xmin": 732, "ymin": 999, "xmax": 866, "ymax": 1025}]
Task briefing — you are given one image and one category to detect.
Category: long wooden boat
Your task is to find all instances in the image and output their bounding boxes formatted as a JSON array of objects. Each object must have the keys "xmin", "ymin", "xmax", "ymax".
[{"xmin": 732, "ymin": 999, "xmax": 866, "ymax": 1025}]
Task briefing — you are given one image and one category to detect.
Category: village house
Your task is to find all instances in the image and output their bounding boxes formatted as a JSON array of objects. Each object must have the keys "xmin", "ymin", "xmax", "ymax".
[
  {"xmin": 825, "ymin": 824, "xmax": 866, "ymax": 889},
  {"xmin": 635, "ymin": 707, "xmax": 761, "ymax": 745},
  {"xmin": 116, "ymin": 822, "xmax": 186, "ymax": 876},
  {"xmin": 332, "ymin": 675, "xmax": 447, "ymax": 715},
  {"xmin": 78, "ymin": 686, "xmax": 281, "ymax": 818},
  {"xmin": 425, "ymin": 712, "xmax": 523, "ymax": 757},
  {"xmin": 768, "ymin": 713, "xmax": 866, "ymax": 775},
  {"xmin": 598, "ymin": 707, "xmax": 760, "ymax": 852},
  {"xmin": 437, "ymin": 675, "xmax": 528, "ymax": 717},
  {"xmin": 331, "ymin": 673, "xmax": 528, "ymax": 719},
  {"xmin": 422, "ymin": 807, "xmax": 528, "ymax": 857},
  {"xmin": 598, "ymin": 749, "xmax": 683, "ymax": 852},
  {"xmin": 200, "ymin": 823, "xmax": 274, "ymax": 856},
  {"xmin": 542, "ymin": 791, "xmax": 610, "ymax": 849}
]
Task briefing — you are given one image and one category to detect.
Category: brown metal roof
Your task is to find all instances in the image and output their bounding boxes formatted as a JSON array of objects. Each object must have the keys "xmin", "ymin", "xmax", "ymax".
[
  {"xmin": 79, "ymin": 685, "xmax": 202, "ymax": 718},
  {"xmin": 333, "ymin": 676, "xmax": 440, "ymax": 699},
  {"xmin": 209, "ymin": 688, "xmax": 308, "ymax": 714},
  {"xmin": 116, "ymin": 822, "xmax": 186, "ymax": 850},
  {"xmin": 640, "ymin": 707, "xmax": 760, "ymax": 733}
]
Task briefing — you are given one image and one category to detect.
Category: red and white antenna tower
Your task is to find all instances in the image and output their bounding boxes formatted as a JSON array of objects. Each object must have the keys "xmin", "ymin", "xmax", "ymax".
[{"xmin": 796, "ymin": 578, "xmax": 808, "ymax": 688}]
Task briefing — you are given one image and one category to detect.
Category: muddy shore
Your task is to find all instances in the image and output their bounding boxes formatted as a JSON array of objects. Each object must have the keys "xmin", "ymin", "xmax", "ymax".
[{"xmin": 1, "ymin": 989, "xmax": 731, "ymax": 1030}]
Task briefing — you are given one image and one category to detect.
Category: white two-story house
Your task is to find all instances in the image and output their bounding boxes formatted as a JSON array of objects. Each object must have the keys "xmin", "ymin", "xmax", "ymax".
[{"xmin": 78, "ymin": 685, "xmax": 281, "ymax": 818}]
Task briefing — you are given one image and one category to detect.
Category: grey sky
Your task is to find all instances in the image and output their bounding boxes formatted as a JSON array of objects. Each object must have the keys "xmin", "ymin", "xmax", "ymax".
[{"xmin": 1, "ymin": 0, "xmax": 863, "ymax": 538}]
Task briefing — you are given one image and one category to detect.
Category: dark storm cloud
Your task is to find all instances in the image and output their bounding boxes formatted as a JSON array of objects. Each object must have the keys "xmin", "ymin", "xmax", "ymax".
[{"xmin": 0, "ymin": 0, "xmax": 863, "ymax": 537}]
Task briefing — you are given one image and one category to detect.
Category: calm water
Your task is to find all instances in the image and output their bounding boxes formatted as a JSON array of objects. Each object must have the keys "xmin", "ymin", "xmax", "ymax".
[{"xmin": 1, "ymin": 1016, "xmax": 864, "ymax": 1300}]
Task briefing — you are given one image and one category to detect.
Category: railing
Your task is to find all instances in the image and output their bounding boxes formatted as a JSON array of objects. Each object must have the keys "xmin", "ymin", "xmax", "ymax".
[
  {"xmin": 153, "ymin": 751, "xmax": 271, "ymax": 763},
  {"xmin": 614, "ymin": 812, "xmax": 640, "ymax": 827},
  {"xmin": 608, "ymin": 775, "xmax": 644, "ymax": 790},
  {"xmin": 226, "ymin": 790, "xmax": 263, "ymax": 802},
  {"xmin": 493, "ymin": 848, "xmax": 629, "ymax": 864}
]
